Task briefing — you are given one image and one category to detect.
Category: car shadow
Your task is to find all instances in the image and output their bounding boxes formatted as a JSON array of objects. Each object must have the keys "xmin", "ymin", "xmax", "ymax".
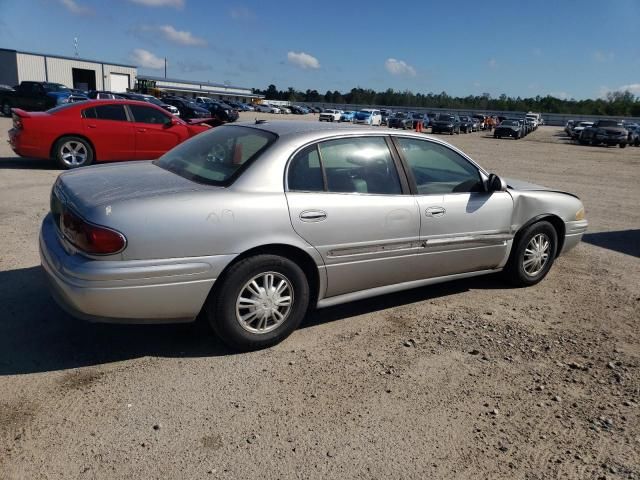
[
  {"xmin": 583, "ymin": 230, "xmax": 640, "ymax": 258},
  {"xmin": 0, "ymin": 265, "xmax": 511, "ymax": 376},
  {"xmin": 0, "ymin": 156, "xmax": 60, "ymax": 170}
]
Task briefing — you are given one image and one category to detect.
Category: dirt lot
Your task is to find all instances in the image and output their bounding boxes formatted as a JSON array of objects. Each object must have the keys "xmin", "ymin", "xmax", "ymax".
[{"xmin": 0, "ymin": 113, "xmax": 638, "ymax": 480}]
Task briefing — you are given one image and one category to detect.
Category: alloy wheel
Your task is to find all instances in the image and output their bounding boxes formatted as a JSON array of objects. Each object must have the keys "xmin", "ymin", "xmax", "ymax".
[
  {"xmin": 523, "ymin": 233, "xmax": 551, "ymax": 276},
  {"xmin": 235, "ymin": 272, "xmax": 293, "ymax": 334},
  {"xmin": 60, "ymin": 141, "xmax": 88, "ymax": 167}
]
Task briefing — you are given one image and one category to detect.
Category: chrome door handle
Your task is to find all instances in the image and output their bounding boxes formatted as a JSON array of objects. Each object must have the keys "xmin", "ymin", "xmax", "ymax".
[
  {"xmin": 299, "ymin": 210, "xmax": 327, "ymax": 222},
  {"xmin": 425, "ymin": 206, "xmax": 446, "ymax": 217},
  {"xmin": 137, "ymin": 128, "xmax": 147, "ymax": 133}
]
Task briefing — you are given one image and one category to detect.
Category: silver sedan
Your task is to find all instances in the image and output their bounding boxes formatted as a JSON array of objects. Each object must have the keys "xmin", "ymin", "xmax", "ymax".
[{"xmin": 40, "ymin": 121, "xmax": 588, "ymax": 350}]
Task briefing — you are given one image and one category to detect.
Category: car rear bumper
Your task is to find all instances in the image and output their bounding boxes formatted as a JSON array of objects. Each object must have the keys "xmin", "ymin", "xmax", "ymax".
[
  {"xmin": 561, "ymin": 219, "xmax": 588, "ymax": 255},
  {"xmin": 8, "ymin": 128, "xmax": 48, "ymax": 158},
  {"xmin": 39, "ymin": 213, "xmax": 234, "ymax": 324}
]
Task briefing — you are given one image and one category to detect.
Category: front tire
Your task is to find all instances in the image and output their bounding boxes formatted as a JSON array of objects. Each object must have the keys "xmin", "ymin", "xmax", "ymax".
[
  {"xmin": 504, "ymin": 221, "xmax": 558, "ymax": 287},
  {"xmin": 54, "ymin": 136, "xmax": 94, "ymax": 169},
  {"xmin": 206, "ymin": 255, "xmax": 310, "ymax": 351}
]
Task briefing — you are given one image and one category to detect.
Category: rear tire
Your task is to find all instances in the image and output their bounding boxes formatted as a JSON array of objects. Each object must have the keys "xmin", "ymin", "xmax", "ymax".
[
  {"xmin": 504, "ymin": 221, "xmax": 558, "ymax": 287},
  {"xmin": 206, "ymin": 254, "xmax": 310, "ymax": 351},
  {"xmin": 619, "ymin": 143, "xmax": 626, "ymax": 148},
  {"xmin": 54, "ymin": 136, "xmax": 94, "ymax": 169}
]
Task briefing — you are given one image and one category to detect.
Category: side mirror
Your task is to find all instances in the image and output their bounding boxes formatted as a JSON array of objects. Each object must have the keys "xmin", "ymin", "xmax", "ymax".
[
  {"xmin": 487, "ymin": 173, "xmax": 507, "ymax": 192},
  {"xmin": 164, "ymin": 116, "xmax": 178, "ymax": 127}
]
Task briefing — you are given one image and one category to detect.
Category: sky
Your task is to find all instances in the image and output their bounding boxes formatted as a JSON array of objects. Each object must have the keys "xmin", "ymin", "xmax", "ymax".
[{"xmin": 0, "ymin": 0, "xmax": 639, "ymax": 100}]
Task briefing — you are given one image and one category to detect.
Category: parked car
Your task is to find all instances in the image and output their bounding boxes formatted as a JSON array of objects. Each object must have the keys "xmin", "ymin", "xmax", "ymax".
[
  {"xmin": 162, "ymin": 97, "xmax": 211, "ymax": 120},
  {"xmin": 431, "ymin": 114, "xmax": 461, "ymax": 134},
  {"xmin": 39, "ymin": 121, "xmax": 587, "ymax": 350},
  {"xmin": 410, "ymin": 112, "xmax": 429, "ymax": 130},
  {"xmin": 8, "ymin": 100, "xmax": 211, "ymax": 169},
  {"xmin": 472, "ymin": 114, "xmax": 487, "ymax": 130},
  {"xmin": 564, "ymin": 120, "xmax": 576, "ymax": 136},
  {"xmin": 319, "ymin": 109, "xmax": 343, "ymax": 122},
  {"xmin": 201, "ymin": 100, "xmax": 239, "ymax": 122},
  {"xmin": 380, "ymin": 109, "xmax": 392, "ymax": 125},
  {"xmin": 1, "ymin": 81, "xmax": 75, "ymax": 116},
  {"xmin": 88, "ymin": 90, "xmax": 123, "ymax": 100},
  {"xmin": 289, "ymin": 105, "xmax": 309, "ymax": 114},
  {"xmin": 388, "ymin": 112, "xmax": 413, "ymax": 129},
  {"xmin": 494, "ymin": 120, "xmax": 523, "ymax": 139},
  {"xmin": 279, "ymin": 106, "xmax": 292, "ymax": 114},
  {"xmin": 254, "ymin": 103, "xmax": 281, "ymax": 113},
  {"xmin": 625, "ymin": 124, "xmax": 640, "ymax": 146},
  {"xmin": 570, "ymin": 121, "xmax": 594, "ymax": 139},
  {"xmin": 353, "ymin": 109, "xmax": 382, "ymax": 126},
  {"xmin": 340, "ymin": 111, "xmax": 356, "ymax": 122},
  {"xmin": 578, "ymin": 120, "xmax": 628, "ymax": 148},
  {"xmin": 119, "ymin": 92, "xmax": 180, "ymax": 117},
  {"xmin": 459, "ymin": 115, "xmax": 474, "ymax": 133}
]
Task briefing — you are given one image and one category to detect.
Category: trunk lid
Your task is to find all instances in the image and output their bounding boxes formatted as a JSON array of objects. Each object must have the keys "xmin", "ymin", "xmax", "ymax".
[{"xmin": 54, "ymin": 161, "xmax": 208, "ymax": 215}]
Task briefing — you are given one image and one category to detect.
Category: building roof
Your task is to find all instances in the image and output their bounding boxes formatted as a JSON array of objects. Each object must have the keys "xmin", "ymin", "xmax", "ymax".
[
  {"xmin": 148, "ymin": 83, "xmax": 263, "ymax": 98},
  {"xmin": 137, "ymin": 74, "xmax": 251, "ymax": 92},
  {"xmin": 0, "ymin": 48, "xmax": 137, "ymax": 69}
]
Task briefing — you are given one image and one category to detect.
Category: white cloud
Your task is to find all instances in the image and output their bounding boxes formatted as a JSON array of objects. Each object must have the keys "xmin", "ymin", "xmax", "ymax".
[
  {"xmin": 599, "ymin": 84, "xmax": 640, "ymax": 98},
  {"xmin": 384, "ymin": 58, "xmax": 416, "ymax": 77},
  {"xmin": 158, "ymin": 25, "xmax": 206, "ymax": 46},
  {"xmin": 59, "ymin": 0, "xmax": 93, "ymax": 15},
  {"xmin": 593, "ymin": 50, "xmax": 614, "ymax": 62},
  {"xmin": 619, "ymin": 83, "xmax": 640, "ymax": 95},
  {"xmin": 287, "ymin": 51, "xmax": 320, "ymax": 69},
  {"xmin": 128, "ymin": 0, "xmax": 184, "ymax": 8},
  {"xmin": 488, "ymin": 58, "xmax": 497, "ymax": 68},
  {"xmin": 130, "ymin": 48, "xmax": 165, "ymax": 69}
]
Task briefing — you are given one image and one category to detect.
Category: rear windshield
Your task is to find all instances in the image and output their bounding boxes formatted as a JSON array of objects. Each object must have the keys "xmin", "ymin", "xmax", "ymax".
[{"xmin": 155, "ymin": 125, "xmax": 277, "ymax": 186}]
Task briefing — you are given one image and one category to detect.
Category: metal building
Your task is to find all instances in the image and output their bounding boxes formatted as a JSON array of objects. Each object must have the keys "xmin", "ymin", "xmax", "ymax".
[
  {"xmin": 0, "ymin": 48, "xmax": 137, "ymax": 92},
  {"xmin": 136, "ymin": 75, "xmax": 262, "ymax": 103}
]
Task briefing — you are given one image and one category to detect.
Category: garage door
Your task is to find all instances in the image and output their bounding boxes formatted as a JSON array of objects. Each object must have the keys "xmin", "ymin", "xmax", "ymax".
[{"xmin": 110, "ymin": 73, "xmax": 129, "ymax": 92}]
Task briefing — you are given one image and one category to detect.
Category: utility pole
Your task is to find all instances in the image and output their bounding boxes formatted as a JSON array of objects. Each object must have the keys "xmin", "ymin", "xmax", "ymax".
[{"xmin": 164, "ymin": 58, "xmax": 167, "ymax": 79}]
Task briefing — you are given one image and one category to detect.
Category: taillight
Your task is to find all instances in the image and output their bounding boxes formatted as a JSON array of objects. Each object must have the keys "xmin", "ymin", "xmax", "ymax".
[
  {"xmin": 61, "ymin": 210, "xmax": 126, "ymax": 255},
  {"xmin": 12, "ymin": 113, "xmax": 22, "ymax": 130}
]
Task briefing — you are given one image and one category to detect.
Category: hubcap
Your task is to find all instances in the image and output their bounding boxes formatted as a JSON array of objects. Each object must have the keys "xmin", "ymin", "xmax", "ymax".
[
  {"xmin": 523, "ymin": 233, "xmax": 551, "ymax": 276},
  {"xmin": 60, "ymin": 141, "xmax": 87, "ymax": 167},
  {"xmin": 235, "ymin": 272, "xmax": 293, "ymax": 334}
]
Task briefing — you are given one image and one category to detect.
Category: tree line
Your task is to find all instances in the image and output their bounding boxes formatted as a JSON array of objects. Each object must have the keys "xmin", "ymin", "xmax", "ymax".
[{"xmin": 252, "ymin": 84, "xmax": 640, "ymax": 117}]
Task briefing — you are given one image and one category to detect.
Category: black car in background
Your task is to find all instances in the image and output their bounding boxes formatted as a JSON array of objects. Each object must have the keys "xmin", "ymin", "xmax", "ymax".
[
  {"xmin": 388, "ymin": 112, "xmax": 413, "ymax": 129},
  {"xmin": 494, "ymin": 119, "xmax": 523, "ymax": 139},
  {"xmin": 431, "ymin": 114, "xmax": 461, "ymax": 134},
  {"xmin": 162, "ymin": 96, "xmax": 211, "ymax": 120},
  {"xmin": 459, "ymin": 115, "xmax": 474, "ymax": 133},
  {"xmin": 579, "ymin": 119, "xmax": 628, "ymax": 148},
  {"xmin": 201, "ymin": 100, "xmax": 239, "ymax": 122}
]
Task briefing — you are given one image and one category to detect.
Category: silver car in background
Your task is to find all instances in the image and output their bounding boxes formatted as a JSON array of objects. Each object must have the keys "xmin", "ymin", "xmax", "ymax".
[{"xmin": 40, "ymin": 121, "xmax": 588, "ymax": 350}]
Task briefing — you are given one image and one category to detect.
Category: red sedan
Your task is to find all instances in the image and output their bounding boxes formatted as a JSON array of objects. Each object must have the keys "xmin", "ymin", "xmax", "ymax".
[{"xmin": 8, "ymin": 99, "xmax": 213, "ymax": 169}]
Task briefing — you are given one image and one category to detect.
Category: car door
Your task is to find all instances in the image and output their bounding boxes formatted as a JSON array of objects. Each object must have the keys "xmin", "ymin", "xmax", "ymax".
[
  {"xmin": 393, "ymin": 136, "xmax": 514, "ymax": 278},
  {"xmin": 128, "ymin": 104, "xmax": 185, "ymax": 159},
  {"xmin": 81, "ymin": 104, "xmax": 136, "ymax": 160},
  {"xmin": 285, "ymin": 135, "xmax": 421, "ymax": 298}
]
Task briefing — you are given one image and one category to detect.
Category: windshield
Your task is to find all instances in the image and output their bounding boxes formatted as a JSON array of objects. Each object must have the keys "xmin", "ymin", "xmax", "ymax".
[
  {"xmin": 156, "ymin": 125, "xmax": 277, "ymax": 186},
  {"xmin": 439, "ymin": 115, "xmax": 454, "ymax": 121},
  {"xmin": 145, "ymin": 96, "xmax": 164, "ymax": 106},
  {"xmin": 357, "ymin": 111, "xmax": 371, "ymax": 116},
  {"xmin": 43, "ymin": 83, "xmax": 70, "ymax": 93},
  {"xmin": 577, "ymin": 122, "xmax": 593, "ymax": 127},
  {"xmin": 598, "ymin": 120, "xmax": 622, "ymax": 127},
  {"xmin": 394, "ymin": 113, "xmax": 407, "ymax": 118},
  {"xmin": 500, "ymin": 121, "xmax": 518, "ymax": 126}
]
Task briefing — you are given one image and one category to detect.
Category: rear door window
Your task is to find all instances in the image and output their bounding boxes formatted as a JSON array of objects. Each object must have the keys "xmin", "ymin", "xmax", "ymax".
[
  {"xmin": 94, "ymin": 104, "xmax": 128, "ymax": 122},
  {"xmin": 318, "ymin": 137, "xmax": 402, "ymax": 195}
]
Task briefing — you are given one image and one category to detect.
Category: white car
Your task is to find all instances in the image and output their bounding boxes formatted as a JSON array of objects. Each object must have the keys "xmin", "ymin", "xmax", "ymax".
[
  {"xmin": 255, "ymin": 104, "xmax": 280, "ymax": 114},
  {"xmin": 279, "ymin": 106, "xmax": 292, "ymax": 114},
  {"xmin": 354, "ymin": 109, "xmax": 382, "ymax": 126},
  {"xmin": 319, "ymin": 109, "xmax": 343, "ymax": 122}
]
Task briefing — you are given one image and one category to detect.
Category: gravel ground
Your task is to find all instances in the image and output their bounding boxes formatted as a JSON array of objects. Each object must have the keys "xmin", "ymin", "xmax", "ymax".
[{"xmin": 0, "ymin": 113, "xmax": 638, "ymax": 480}]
